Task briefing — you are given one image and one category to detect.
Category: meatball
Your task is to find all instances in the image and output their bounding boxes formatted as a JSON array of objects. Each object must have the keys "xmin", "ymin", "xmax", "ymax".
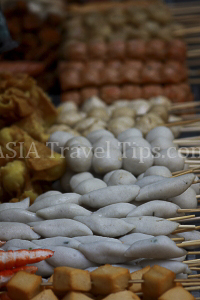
[
  {"xmin": 81, "ymin": 67, "xmax": 100, "ymax": 87},
  {"xmin": 141, "ymin": 61, "xmax": 163, "ymax": 84},
  {"xmin": 66, "ymin": 42, "xmax": 87, "ymax": 61},
  {"xmin": 143, "ymin": 85, "xmax": 164, "ymax": 99},
  {"xmin": 121, "ymin": 85, "xmax": 142, "ymax": 100},
  {"xmin": 162, "ymin": 61, "xmax": 187, "ymax": 84},
  {"xmin": 126, "ymin": 40, "xmax": 146, "ymax": 60},
  {"xmin": 146, "ymin": 39, "xmax": 167, "ymax": 60},
  {"xmin": 107, "ymin": 41, "xmax": 125, "ymax": 60},
  {"xmin": 100, "ymin": 67, "xmax": 121, "ymax": 85},
  {"xmin": 60, "ymin": 69, "xmax": 81, "ymax": 91},
  {"xmin": 120, "ymin": 64, "xmax": 142, "ymax": 84},
  {"xmin": 100, "ymin": 85, "xmax": 121, "ymax": 104},
  {"xmin": 167, "ymin": 39, "xmax": 187, "ymax": 62},
  {"xmin": 88, "ymin": 41, "xmax": 107, "ymax": 59}
]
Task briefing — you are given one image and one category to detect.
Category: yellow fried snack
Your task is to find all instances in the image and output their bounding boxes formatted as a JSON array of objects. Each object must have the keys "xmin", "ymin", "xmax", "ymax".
[
  {"xmin": 102, "ymin": 290, "xmax": 141, "ymax": 300},
  {"xmin": 53, "ymin": 267, "xmax": 91, "ymax": 293},
  {"xmin": 7, "ymin": 271, "xmax": 42, "ymax": 300},
  {"xmin": 158, "ymin": 286, "xmax": 195, "ymax": 300},
  {"xmin": 142, "ymin": 265, "xmax": 176, "ymax": 300},
  {"xmin": 1, "ymin": 160, "xmax": 27, "ymax": 196},
  {"xmin": 62, "ymin": 292, "xmax": 93, "ymax": 300},
  {"xmin": 128, "ymin": 266, "xmax": 151, "ymax": 293},
  {"xmin": 32, "ymin": 290, "xmax": 58, "ymax": 300},
  {"xmin": 91, "ymin": 265, "xmax": 131, "ymax": 295}
]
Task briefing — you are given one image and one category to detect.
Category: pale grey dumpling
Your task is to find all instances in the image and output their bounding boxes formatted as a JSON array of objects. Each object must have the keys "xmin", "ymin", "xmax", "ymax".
[
  {"xmin": 87, "ymin": 129, "xmax": 114, "ymax": 144},
  {"xmin": 146, "ymin": 126, "xmax": 174, "ymax": 143},
  {"xmin": 74, "ymin": 178, "xmax": 107, "ymax": 195},
  {"xmin": 107, "ymin": 170, "xmax": 137, "ymax": 186},
  {"xmin": 143, "ymin": 166, "xmax": 172, "ymax": 178},
  {"xmin": 123, "ymin": 147, "xmax": 154, "ymax": 176},
  {"xmin": 70, "ymin": 172, "xmax": 94, "ymax": 191},
  {"xmin": 154, "ymin": 148, "xmax": 185, "ymax": 172},
  {"xmin": 151, "ymin": 136, "xmax": 177, "ymax": 154},
  {"xmin": 168, "ymin": 187, "xmax": 197, "ymax": 209}
]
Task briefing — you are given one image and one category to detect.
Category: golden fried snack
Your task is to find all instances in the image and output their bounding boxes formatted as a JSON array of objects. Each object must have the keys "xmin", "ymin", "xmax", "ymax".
[{"xmin": 128, "ymin": 266, "xmax": 151, "ymax": 293}]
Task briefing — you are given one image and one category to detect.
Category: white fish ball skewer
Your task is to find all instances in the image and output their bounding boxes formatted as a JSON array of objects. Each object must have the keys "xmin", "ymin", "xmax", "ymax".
[
  {"xmin": 0, "ymin": 222, "xmax": 40, "ymax": 241},
  {"xmin": 154, "ymin": 148, "xmax": 185, "ymax": 172},
  {"xmin": 47, "ymin": 246, "xmax": 95, "ymax": 269},
  {"xmin": 79, "ymin": 185, "xmax": 140, "ymax": 208},
  {"xmin": 119, "ymin": 233, "xmax": 154, "ymax": 245},
  {"xmin": 65, "ymin": 136, "xmax": 92, "ymax": 148},
  {"xmin": 47, "ymin": 131, "xmax": 74, "ymax": 153},
  {"xmin": 31, "ymin": 219, "xmax": 93, "ymax": 238},
  {"xmin": 87, "ymin": 129, "xmax": 114, "ymax": 144},
  {"xmin": 123, "ymin": 147, "xmax": 154, "ymax": 176},
  {"xmin": 0, "ymin": 209, "xmax": 43, "ymax": 223},
  {"xmin": 127, "ymin": 201, "xmax": 182, "ymax": 218},
  {"xmin": 65, "ymin": 144, "xmax": 93, "ymax": 172},
  {"xmin": 135, "ymin": 175, "xmax": 165, "ymax": 188},
  {"xmin": 107, "ymin": 170, "xmax": 137, "ymax": 186},
  {"xmin": 151, "ymin": 137, "xmax": 177, "ymax": 154},
  {"xmin": 169, "ymin": 187, "xmax": 198, "ymax": 209},
  {"xmin": 146, "ymin": 126, "xmax": 174, "ymax": 143},
  {"xmin": 117, "ymin": 128, "xmax": 143, "ymax": 142},
  {"xmin": 0, "ymin": 197, "xmax": 30, "ymax": 211},
  {"xmin": 74, "ymin": 178, "xmax": 107, "ymax": 195},
  {"xmin": 123, "ymin": 216, "xmax": 179, "ymax": 236},
  {"xmin": 103, "ymin": 171, "xmax": 116, "ymax": 184},
  {"xmin": 70, "ymin": 172, "xmax": 94, "ymax": 191},
  {"xmin": 135, "ymin": 174, "xmax": 195, "ymax": 202},
  {"xmin": 93, "ymin": 203, "xmax": 136, "ymax": 218},
  {"xmin": 74, "ymin": 236, "xmax": 122, "ymax": 244},
  {"xmin": 78, "ymin": 242, "xmax": 131, "ymax": 264},
  {"xmin": 143, "ymin": 166, "xmax": 172, "ymax": 178},
  {"xmin": 92, "ymin": 147, "xmax": 122, "ymax": 174},
  {"xmin": 121, "ymin": 137, "xmax": 151, "ymax": 151},
  {"xmin": 124, "ymin": 236, "xmax": 187, "ymax": 259},
  {"xmin": 34, "ymin": 192, "xmax": 61, "ymax": 203},
  {"xmin": 36, "ymin": 203, "xmax": 91, "ymax": 220},
  {"xmin": 28, "ymin": 193, "xmax": 81, "ymax": 212},
  {"xmin": 74, "ymin": 216, "xmax": 135, "ymax": 238}
]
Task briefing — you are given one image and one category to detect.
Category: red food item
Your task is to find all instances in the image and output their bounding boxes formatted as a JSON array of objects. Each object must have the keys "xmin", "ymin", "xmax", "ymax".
[
  {"xmin": 167, "ymin": 39, "xmax": 187, "ymax": 62},
  {"xmin": 60, "ymin": 69, "xmax": 81, "ymax": 90},
  {"xmin": 81, "ymin": 67, "xmax": 100, "ymax": 87},
  {"xmin": 100, "ymin": 67, "xmax": 121, "ymax": 85},
  {"xmin": 162, "ymin": 61, "xmax": 187, "ymax": 84},
  {"xmin": 125, "ymin": 60, "xmax": 143, "ymax": 70},
  {"xmin": 121, "ymin": 85, "xmax": 142, "ymax": 99},
  {"xmin": 146, "ymin": 39, "xmax": 167, "ymax": 61},
  {"xmin": 107, "ymin": 60, "xmax": 122, "ymax": 69},
  {"xmin": 100, "ymin": 85, "xmax": 121, "ymax": 104},
  {"xmin": 120, "ymin": 64, "xmax": 141, "ymax": 84},
  {"xmin": 61, "ymin": 92, "xmax": 81, "ymax": 105},
  {"xmin": 86, "ymin": 60, "xmax": 105, "ymax": 70},
  {"xmin": 107, "ymin": 41, "xmax": 125, "ymax": 60},
  {"xmin": 141, "ymin": 61, "xmax": 163, "ymax": 84},
  {"xmin": 66, "ymin": 42, "xmax": 87, "ymax": 61},
  {"xmin": 126, "ymin": 40, "xmax": 146, "ymax": 60},
  {"xmin": 58, "ymin": 61, "xmax": 84, "ymax": 73},
  {"xmin": 143, "ymin": 85, "xmax": 164, "ymax": 98},
  {"xmin": 163, "ymin": 84, "xmax": 187, "ymax": 102},
  {"xmin": 88, "ymin": 41, "xmax": 107, "ymax": 59},
  {"xmin": 81, "ymin": 88, "xmax": 99, "ymax": 102}
]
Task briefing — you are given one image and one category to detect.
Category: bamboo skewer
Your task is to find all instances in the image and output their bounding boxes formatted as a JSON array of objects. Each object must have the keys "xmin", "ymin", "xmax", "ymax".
[
  {"xmin": 188, "ymin": 274, "xmax": 200, "ymax": 278},
  {"xmin": 172, "ymin": 167, "xmax": 200, "ymax": 177},
  {"xmin": 165, "ymin": 118, "xmax": 200, "ymax": 128},
  {"xmin": 169, "ymin": 101, "xmax": 200, "ymax": 111},
  {"xmin": 185, "ymin": 286, "xmax": 200, "ymax": 291},
  {"xmin": 177, "ymin": 241, "xmax": 200, "ymax": 248},
  {"xmin": 167, "ymin": 215, "xmax": 195, "ymax": 222},
  {"xmin": 171, "ymin": 237, "xmax": 185, "ymax": 242},
  {"xmin": 177, "ymin": 208, "xmax": 200, "ymax": 213}
]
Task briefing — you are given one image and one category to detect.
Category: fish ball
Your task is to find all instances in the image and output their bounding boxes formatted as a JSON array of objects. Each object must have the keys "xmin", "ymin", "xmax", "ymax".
[
  {"xmin": 0, "ymin": 197, "xmax": 30, "ymax": 211},
  {"xmin": 87, "ymin": 129, "xmax": 114, "ymax": 144},
  {"xmin": 127, "ymin": 200, "xmax": 181, "ymax": 218},
  {"xmin": 93, "ymin": 136, "xmax": 121, "ymax": 151},
  {"xmin": 70, "ymin": 172, "xmax": 94, "ymax": 191},
  {"xmin": 74, "ymin": 178, "xmax": 107, "ymax": 195},
  {"xmin": 60, "ymin": 170, "xmax": 75, "ymax": 192},
  {"xmin": 107, "ymin": 170, "xmax": 137, "ymax": 186},
  {"xmin": 146, "ymin": 126, "xmax": 174, "ymax": 143},
  {"xmin": 92, "ymin": 147, "xmax": 122, "ymax": 174},
  {"xmin": 0, "ymin": 209, "xmax": 43, "ymax": 223},
  {"xmin": 103, "ymin": 171, "xmax": 116, "ymax": 184},
  {"xmin": 143, "ymin": 166, "xmax": 172, "ymax": 178},
  {"xmin": 65, "ymin": 144, "xmax": 93, "ymax": 172},
  {"xmin": 123, "ymin": 147, "xmax": 154, "ymax": 176},
  {"xmin": 151, "ymin": 137, "xmax": 177, "ymax": 153},
  {"xmin": 35, "ymin": 192, "xmax": 61, "ymax": 203},
  {"xmin": 117, "ymin": 128, "xmax": 143, "ymax": 142},
  {"xmin": 93, "ymin": 203, "xmax": 135, "ymax": 218},
  {"xmin": 137, "ymin": 173, "xmax": 144, "ymax": 180},
  {"xmin": 168, "ymin": 187, "xmax": 197, "ymax": 209},
  {"xmin": 48, "ymin": 131, "xmax": 74, "ymax": 153},
  {"xmin": 122, "ymin": 137, "xmax": 151, "ymax": 152},
  {"xmin": 154, "ymin": 148, "xmax": 185, "ymax": 172},
  {"xmin": 78, "ymin": 242, "xmax": 130, "ymax": 264},
  {"xmin": 0, "ymin": 222, "xmax": 40, "ymax": 241},
  {"xmin": 119, "ymin": 233, "xmax": 154, "ymax": 245},
  {"xmin": 65, "ymin": 136, "xmax": 92, "ymax": 148},
  {"xmin": 74, "ymin": 236, "xmax": 121, "ymax": 244}
]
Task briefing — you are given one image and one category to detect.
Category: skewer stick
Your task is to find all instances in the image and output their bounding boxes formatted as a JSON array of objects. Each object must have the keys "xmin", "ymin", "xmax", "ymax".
[
  {"xmin": 188, "ymin": 274, "xmax": 200, "ymax": 278},
  {"xmin": 178, "ymin": 225, "xmax": 196, "ymax": 229},
  {"xmin": 165, "ymin": 118, "xmax": 200, "ymax": 128},
  {"xmin": 172, "ymin": 167, "xmax": 200, "ymax": 177},
  {"xmin": 177, "ymin": 241, "xmax": 200, "ymax": 248},
  {"xmin": 177, "ymin": 208, "xmax": 200, "ymax": 213},
  {"xmin": 181, "ymin": 127, "xmax": 200, "ymax": 132},
  {"xmin": 185, "ymin": 285, "xmax": 200, "ymax": 290},
  {"xmin": 169, "ymin": 101, "xmax": 200, "ymax": 111},
  {"xmin": 167, "ymin": 215, "xmax": 195, "ymax": 222},
  {"xmin": 188, "ymin": 252, "xmax": 200, "ymax": 255},
  {"xmin": 186, "ymin": 160, "xmax": 200, "ymax": 165},
  {"xmin": 184, "ymin": 259, "xmax": 200, "ymax": 264},
  {"xmin": 196, "ymin": 195, "xmax": 200, "ymax": 199},
  {"xmin": 181, "ymin": 216, "xmax": 200, "ymax": 222},
  {"xmin": 171, "ymin": 237, "xmax": 185, "ymax": 242}
]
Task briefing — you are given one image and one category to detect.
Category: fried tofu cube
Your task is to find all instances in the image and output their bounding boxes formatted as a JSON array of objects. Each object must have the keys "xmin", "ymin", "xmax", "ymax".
[
  {"xmin": 90, "ymin": 264, "xmax": 131, "ymax": 295},
  {"xmin": 7, "ymin": 271, "xmax": 42, "ymax": 300},
  {"xmin": 62, "ymin": 292, "xmax": 93, "ymax": 300},
  {"xmin": 158, "ymin": 286, "xmax": 195, "ymax": 300},
  {"xmin": 53, "ymin": 267, "xmax": 91, "ymax": 293},
  {"xmin": 142, "ymin": 266, "xmax": 176, "ymax": 300},
  {"xmin": 46, "ymin": 275, "xmax": 54, "ymax": 290},
  {"xmin": 32, "ymin": 290, "xmax": 58, "ymax": 300},
  {"xmin": 102, "ymin": 290, "xmax": 141, "ymax": 300},
  {"xmin": 129, "ymin": 266, "xmax": 151, "ymax": 293}
]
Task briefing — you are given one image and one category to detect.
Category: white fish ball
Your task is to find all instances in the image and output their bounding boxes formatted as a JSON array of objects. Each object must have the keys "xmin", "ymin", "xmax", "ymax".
[
  {"xmin": 123, "ymin": 147, "xmax": 154, "ymax": 176},
  {"xmin": 92, "ymin": 147, "xmax": 122, "ymax": 174},
  {"xmin": 74, "ymin": 178, "xmax": 107, "ymax": 195},
  {"xmin": 70, "ymin": 172, "xmax": 94, "ymax": 191},
  {"xmin": 154, "ymin": 148, "xmax": 185, "ymax": 172},
  {"xmin": 65, "ymin": 144, "xmax": 93, "ymax": 172},
  {"xmin": 146, "ymin": 126, "xmax": 174, "ymax": 143},
  {"xmin": 151, "ymin": 136, "xmax": 177, "ymax": 153},
  {"xmin": 143, "ymin": 166, "xmax": 172, "ymax": 178},
  {"xmin": 117, "ymin": 128, "xmax": 143, "ymax": 142},
  {"xmin": 107, "ymin": 170, "xmax": 137, "ymax": 186},
  {"xmin": 168, "ymin": 187, "xmax": 197, "ymax": 209},
  {"xmin": 65, "ymin": 136, "xmax": 92, "ymax": 148},
  {"xmin": 103, "ymin": 170, "xmax": 116, "ymax": 184},
  {"xmin": 86, "ymin": 129, "xmax": 114, "ymax": 144},
  {"xmin": 48, "ymin": 131, "xmax": 74, "ymax": 153}
]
